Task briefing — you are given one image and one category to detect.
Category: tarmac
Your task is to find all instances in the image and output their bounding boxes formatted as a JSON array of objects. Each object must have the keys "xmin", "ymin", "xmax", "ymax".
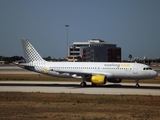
[{"xmin": 0, "ymin": 81, "xmax": 160, "ymax": 95}]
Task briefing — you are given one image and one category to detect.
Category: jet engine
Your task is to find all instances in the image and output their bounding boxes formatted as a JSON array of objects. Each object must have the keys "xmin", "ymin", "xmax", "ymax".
[{"xmin": 91, "ymin": 75, "xmax": 106, "ymax": 85}]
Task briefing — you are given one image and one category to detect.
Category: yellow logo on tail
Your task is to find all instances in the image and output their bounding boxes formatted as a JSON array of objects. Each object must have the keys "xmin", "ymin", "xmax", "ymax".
[{"xmin": 28, "ymin": 46, "xmax": 31, "ymax": 50}]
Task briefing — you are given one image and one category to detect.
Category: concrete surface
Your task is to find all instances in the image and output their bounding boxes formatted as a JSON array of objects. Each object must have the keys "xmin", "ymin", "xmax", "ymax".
[{"xmin": 0, "ymin": 81, "xmax": 160, "ymax": 96}]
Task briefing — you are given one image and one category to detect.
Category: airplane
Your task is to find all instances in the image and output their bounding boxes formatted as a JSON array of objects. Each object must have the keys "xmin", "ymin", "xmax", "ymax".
[{"xmin": 18, "ymin": 39, "xmax": 158, "ymax": 87}]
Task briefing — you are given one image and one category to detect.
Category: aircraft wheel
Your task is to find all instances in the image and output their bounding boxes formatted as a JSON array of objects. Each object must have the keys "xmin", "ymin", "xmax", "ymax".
[
  {"xmin": 80, "ymin": 82, "xmax": 86, "ymax": 87},
  {"xmin": 136, "ymin": 84, "xmax": 140, "ymax": 88}
]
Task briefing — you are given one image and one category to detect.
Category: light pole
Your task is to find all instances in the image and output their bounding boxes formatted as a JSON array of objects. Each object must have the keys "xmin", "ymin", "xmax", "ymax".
[{"xmin": 65, "ymin": 25, "xmax": 69, "ymax": 58}]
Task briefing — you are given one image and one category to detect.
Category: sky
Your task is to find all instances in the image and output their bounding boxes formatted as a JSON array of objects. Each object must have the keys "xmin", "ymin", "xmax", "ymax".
[{"xmin": 0, "ymin": 0, "xmax": 160, "ymax": 60}]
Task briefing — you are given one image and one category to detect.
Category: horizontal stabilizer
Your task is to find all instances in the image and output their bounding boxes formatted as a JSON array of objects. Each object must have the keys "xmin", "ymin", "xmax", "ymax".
[{"xmin": 18, "ymin": 63, "xmax": 35, "ymax": 71}]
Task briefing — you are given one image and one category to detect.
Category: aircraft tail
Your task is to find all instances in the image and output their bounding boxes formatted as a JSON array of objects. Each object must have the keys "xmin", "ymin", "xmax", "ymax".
[{"xmin": 21, "ymin": 39, "xmax": 44, "ymax": 63}]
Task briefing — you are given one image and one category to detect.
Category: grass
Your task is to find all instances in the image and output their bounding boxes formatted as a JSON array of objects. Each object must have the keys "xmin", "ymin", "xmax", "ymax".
[{"xmin": 0, "ymin": 92, "xmax": 160, "ymax": 120}]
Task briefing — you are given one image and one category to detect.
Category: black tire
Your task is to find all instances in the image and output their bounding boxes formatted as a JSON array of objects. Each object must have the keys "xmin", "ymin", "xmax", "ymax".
[
  {"xmin": 136, "ymin": 84, "xmax": 140, "ymax": 88},
  {"xmin": 80, "ymin": 82, "xmax": 86, "ymax": 87}
]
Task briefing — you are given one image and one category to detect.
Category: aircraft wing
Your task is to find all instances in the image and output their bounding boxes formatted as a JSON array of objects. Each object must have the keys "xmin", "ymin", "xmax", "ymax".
[{"xmin": 52, "ymin": 69, "xmax": 114, "ymax": 79}]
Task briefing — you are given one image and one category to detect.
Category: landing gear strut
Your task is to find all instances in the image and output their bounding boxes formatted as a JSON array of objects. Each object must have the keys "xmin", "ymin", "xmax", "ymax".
[
  {"xmin": 80, "ymin": 81, "xmax": 86, "ymax": 87},
  {"xmin": 91, "ymin": 82, "xmax": 97, "ymax": 87},
  {"xmin": 135, "ymin": 79, "xmax": 140, "ymax": 87}
]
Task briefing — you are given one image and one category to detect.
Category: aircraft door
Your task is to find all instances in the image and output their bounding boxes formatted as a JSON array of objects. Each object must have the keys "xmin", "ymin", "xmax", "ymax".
[{"xmin": 133, "ymin": 64, "xmax": 138, "ymax": 74}]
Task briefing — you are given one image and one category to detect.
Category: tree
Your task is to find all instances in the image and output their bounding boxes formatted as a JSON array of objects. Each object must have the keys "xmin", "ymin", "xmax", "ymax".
[{"xmin": 43, "ymin": 56, "xmax": 51, "ymax": 61}]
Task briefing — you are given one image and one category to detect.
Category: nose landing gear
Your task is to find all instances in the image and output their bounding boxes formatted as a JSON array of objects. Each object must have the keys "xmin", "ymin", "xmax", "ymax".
[{"xmin": 135, "ymin": 79, "xmax": 140, "ymax": 87}]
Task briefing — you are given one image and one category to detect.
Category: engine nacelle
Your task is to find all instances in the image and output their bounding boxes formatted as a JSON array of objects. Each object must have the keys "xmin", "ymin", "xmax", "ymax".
[
  {"xmin": 91, "ymin": 75, "xmax": 106, "ymax": 85},
  {"xmin": 107, "ymin": 79, "xmax": 122, "ymax": 83}
]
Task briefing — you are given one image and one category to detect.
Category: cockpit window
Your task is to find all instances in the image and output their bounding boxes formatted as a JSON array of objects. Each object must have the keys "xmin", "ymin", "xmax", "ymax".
[{"xmin": 143, "ymin": 67, "xmax": 152, "ymax": 70}]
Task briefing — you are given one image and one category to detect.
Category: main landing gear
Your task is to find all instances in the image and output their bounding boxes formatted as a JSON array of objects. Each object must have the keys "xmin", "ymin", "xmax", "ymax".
[
  {"xmin": 80, "ymin": 81, "xmax": 86, "ymax": 87},
  {"xmin": 135, "ymin": 79, "xmax": 140, "ymax": 87}
]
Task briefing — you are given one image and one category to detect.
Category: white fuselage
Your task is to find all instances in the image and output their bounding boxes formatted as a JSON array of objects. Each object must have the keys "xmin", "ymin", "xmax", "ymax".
[{"xmin": 27, "ymin": 61, "xmax": 158, "ymax": 80}]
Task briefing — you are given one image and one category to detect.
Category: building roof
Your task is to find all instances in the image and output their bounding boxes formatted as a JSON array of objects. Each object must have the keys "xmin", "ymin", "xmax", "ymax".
[{"xmin": 73, "ymin": 39, "xmax": 116, "ymax": 46}]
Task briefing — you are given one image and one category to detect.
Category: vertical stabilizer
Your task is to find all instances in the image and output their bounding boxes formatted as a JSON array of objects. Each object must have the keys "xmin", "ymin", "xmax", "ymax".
[{"xmin": 21, "ymin": 39, "xmax": 44, "ymax": 63}]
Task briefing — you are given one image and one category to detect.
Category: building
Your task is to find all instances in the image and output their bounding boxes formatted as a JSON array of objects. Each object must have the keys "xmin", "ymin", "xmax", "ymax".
[
  {"xmin": 0, "ymin": 61, "xmax": 5, "ymax": 64},
  {"xmin": 67, "ymin": 39, "xmax": 121, "ymax": 62}
]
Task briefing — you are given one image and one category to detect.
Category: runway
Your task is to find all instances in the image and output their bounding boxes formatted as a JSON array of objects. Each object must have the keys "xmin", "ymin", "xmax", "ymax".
[
  {"xmin": 0, "ymin": 81, "xmax": 160, "ymax": 96},
  {"xmin": 0, "ymin": 65, "xmax": 37, "ymax": 74}
]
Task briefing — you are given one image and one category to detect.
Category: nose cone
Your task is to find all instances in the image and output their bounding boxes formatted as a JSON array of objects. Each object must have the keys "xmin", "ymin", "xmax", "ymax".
[{"xmin": 152, "ymin": 71, "xmax": 158, "ymax": 78}]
